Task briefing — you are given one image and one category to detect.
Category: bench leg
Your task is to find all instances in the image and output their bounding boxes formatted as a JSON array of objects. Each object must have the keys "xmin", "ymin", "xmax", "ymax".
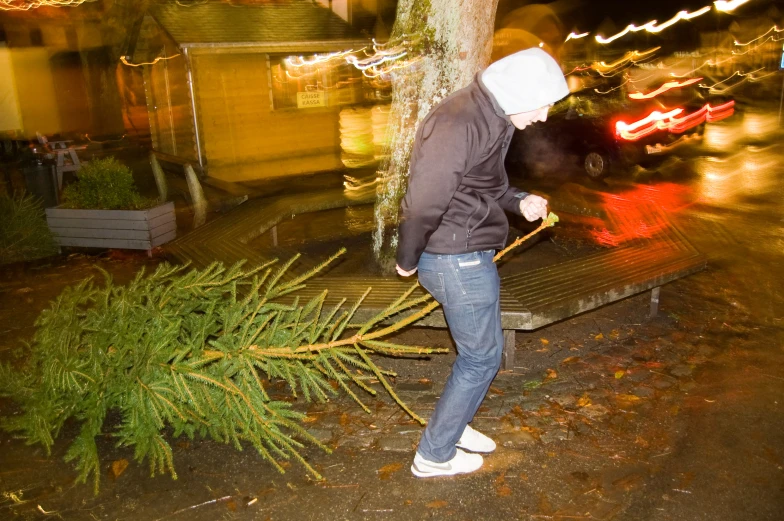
[
  {"xmin": 502, "ymin": 330, "xmax": 515, "ymax": 370},
  {"xmin": 650, "ymin": 286, "xmax": 661, "ymax": 317}
]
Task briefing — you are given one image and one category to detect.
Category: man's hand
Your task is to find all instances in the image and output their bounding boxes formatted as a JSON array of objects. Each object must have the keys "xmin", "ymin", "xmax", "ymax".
[
  {"xmin": 519, "ymin": 194, "xmax": 549, "ymax": 221},
  {"xmin": 396, "ymin": 264, "xmax": 417, "ymax": 277}
]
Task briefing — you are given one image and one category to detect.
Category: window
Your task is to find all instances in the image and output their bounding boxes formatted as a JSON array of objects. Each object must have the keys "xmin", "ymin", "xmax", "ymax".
[{"xmin": 268, "ymin": 52, "xmax": 365, "ymax": 110}]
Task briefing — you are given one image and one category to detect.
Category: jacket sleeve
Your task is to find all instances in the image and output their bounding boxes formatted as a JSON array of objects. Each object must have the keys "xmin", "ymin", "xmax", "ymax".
[
  {"xmin": 496, "ymin": 185, "xmax": 530, "ymax": 215},
  {"xmin": 396, "ymin": 116, "xmax": 473, "ymax": 271}
]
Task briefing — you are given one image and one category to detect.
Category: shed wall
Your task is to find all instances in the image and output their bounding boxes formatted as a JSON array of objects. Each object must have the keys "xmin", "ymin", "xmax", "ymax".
[{"xmin": 190, "ymin": 50, "xmax": 342, "ymax": 182}]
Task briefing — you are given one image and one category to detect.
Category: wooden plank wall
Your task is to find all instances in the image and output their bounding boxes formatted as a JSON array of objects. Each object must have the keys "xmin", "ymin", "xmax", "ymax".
[{"xmin": 190, "ymin": 51, "xmax": 342, "ymax": 182}]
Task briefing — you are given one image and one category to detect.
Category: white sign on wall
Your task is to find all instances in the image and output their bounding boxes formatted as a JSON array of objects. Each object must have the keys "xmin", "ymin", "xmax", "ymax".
[{"xmin": 297, "ymin": 91, "xmax": 326, "ymax": 109}]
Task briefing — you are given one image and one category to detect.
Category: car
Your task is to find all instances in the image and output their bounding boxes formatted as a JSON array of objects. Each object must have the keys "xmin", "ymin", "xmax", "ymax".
[{"xmin": 506, "ymin": 86, "xmax": 732, "ymax": 179}]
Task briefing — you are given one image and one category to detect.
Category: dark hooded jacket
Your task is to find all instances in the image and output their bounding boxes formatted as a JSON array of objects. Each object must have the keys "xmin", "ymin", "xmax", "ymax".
[{"xmin": 395, "ymin": 75, "xmax": 529, "ymax": 271}]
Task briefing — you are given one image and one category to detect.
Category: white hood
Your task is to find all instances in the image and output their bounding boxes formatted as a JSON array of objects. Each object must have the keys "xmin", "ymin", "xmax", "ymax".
[{"xmin": 481, "ymin": 48, "xmax": 569, "ymax": 115}]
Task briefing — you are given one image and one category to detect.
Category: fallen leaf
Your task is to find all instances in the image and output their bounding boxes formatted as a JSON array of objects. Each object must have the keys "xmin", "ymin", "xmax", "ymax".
[
  {"xmin": 497, "ymin": 485, "xmax": 512, "ymax": 497},
  {"xmin": 615, "ymin": 370, "xmax": 625, "ymax": 379},
  {"xmin": 609, "ymin": 329, "xmax": 620, "ymax": 340},
  {"xmin": 539, "ymin": 338, "xmax": 550, "ymax": 346},
  {"xmin": 339, "ymin": 413, "xmax": 350, "ymax": 426},
  {"xmin": 426, "ymin": 500, "xmax": 448, "ymax": 509},
  {"xmin": 489, "ymin": 386, "xmax": 505, "ymax": 395},
  {"xmin": 377, "ymin": 462, "xmax": 402, "ymax": 480},
  {"xmin": 561, "ymin": 356, "xmax": 581, "ymax": 365},
  {"xmin": 545, "ymin": 368, "xmax": 558, "ymax": 380},
  {"xmin": 302, "ymin": 415, "xmax": 318, "ymax": 424},
  {"xmin": 110, "ymin": 459, "xmax": 128, "ymax": 479},
  {"xmin": 418, "ymin": 378, "xmax": 431, "ymax": 385},
  {"xmin": 535, "ymin": 347, "xmax": 550, "ymax": 353},
  {"xmin": 521, "ymin": 426, "xmax": 542, "ymax": 440},
  {"xmin": 612, "ymin": 472, "xmax": 644, "ymax": 491},
  {"xmin": 634, "ymin": 436, "xmax": 650, "ymax": 448},
  {"xmin": 595, "ymin": 333, "xmax": 605, "ymax": 341},
  {"xmin": 616, "ymin": 394, "xmax": 641, "ymax": 404}
]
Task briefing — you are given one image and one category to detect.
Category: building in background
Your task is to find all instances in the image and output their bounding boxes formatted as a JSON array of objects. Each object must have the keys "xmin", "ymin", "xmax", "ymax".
[
  {"xmin": 127, "ymin": 0, "xmax": 396, "ymax": 183},
  {"xmin": 0, "ymin": 4, "xmax": 125, "ymax": 141}
]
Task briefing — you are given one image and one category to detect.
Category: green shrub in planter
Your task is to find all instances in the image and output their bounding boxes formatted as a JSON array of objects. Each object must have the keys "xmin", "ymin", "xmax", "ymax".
[
  {"xmin": 62, "ymin": 157, "xmax": 156, "ymax": 210},
  {"xmin": 0, "ymin": 193, "xmax": 59, "ymax": 264}
]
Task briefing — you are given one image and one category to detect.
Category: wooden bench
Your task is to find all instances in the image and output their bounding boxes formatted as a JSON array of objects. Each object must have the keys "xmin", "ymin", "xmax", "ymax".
[
  {"xmin": 163, "ymin": 191, "xmax": 706, "ymax": 369},
  {"xmin": 285, "ymin": 224, "xmax": 706, "ymax": 369}
]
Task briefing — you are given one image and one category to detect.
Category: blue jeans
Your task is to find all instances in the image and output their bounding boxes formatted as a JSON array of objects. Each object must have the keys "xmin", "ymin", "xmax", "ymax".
[{"xmin": 415, "ymin": 249, "xmax": 503, "ymax": 463}]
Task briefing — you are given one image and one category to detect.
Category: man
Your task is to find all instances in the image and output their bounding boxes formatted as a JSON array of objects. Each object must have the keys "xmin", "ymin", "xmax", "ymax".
[{"xmin": 395, "ymin": 48, "xmax": 569, "ymax": 478}]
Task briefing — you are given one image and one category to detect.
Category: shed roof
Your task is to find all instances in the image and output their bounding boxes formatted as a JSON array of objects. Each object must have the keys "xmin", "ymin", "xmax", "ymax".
[{"xmin": 148, "ymin": 0, "xmax": 368, "ymax": 46}]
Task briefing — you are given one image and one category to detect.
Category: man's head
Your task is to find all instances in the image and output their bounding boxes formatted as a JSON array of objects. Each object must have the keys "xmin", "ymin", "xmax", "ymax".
[
  {"xmin": 481, "ymin": 48, "xmax": 569, "ymax": 130},
  {"xmin": 509, "ymin": 104, "xmax": 552, "ymax": 130}
]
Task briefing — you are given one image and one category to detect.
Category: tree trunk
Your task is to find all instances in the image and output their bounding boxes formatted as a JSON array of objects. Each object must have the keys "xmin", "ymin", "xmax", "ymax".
[{"xmin": 372, "ymin": 0, "xmax": 500, "ymax": 269}]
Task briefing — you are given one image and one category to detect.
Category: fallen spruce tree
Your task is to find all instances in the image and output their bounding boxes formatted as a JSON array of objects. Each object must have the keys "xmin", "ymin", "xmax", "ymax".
[{"xmin": 0, "ymin": 214, "xmax": 557, "ymax": 493}]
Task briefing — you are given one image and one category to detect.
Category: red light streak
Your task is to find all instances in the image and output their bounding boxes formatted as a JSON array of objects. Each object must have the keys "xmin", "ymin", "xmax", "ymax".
[
  {"xmin": 615, "ymin": 109, "xmax": 683, "ymax": 141},
  {"xmin": 590, "ymin": 184, "xmax": 695, "ymax": 247},
  {"xmin": 628, "ymin": 77, "xmax": 702, "ymax": 100},
  {"xmin": 615, "ymin": 101, "xmax": 735, "ymax": 141}
]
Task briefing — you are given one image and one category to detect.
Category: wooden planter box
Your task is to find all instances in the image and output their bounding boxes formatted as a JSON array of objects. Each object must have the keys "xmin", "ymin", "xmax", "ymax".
[{"xmin": 45, "ymin": 202, "xmax": 177, "ymax": 253}]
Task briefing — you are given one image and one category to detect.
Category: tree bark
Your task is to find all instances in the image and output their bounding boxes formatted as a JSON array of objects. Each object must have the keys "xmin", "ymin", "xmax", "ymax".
[{"xmin": 372, "ymin": 0, "xmax": 500, "ymax": 269}]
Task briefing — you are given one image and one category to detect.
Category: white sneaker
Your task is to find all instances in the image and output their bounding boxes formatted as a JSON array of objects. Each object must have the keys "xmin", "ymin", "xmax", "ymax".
[
  {"xmin": 456, "ymin": 424, "xmax": 497, "ymax": 453},
  {"xmin": 411, "ymin": 449, "xmax": 483, "ymax": 478}
]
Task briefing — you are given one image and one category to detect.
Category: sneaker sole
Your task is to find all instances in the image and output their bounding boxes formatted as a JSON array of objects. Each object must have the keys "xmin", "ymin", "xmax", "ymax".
[
  {"xmin": 410, "ymin": 463, "xmax": 481, "ymax": 478},
  {"xmin": 455, "ymin": 442, "xmax": 496, "ymax": 454}
]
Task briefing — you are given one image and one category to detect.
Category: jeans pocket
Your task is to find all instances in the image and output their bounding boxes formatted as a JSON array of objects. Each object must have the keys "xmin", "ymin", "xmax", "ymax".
[{"xmin": 418, "ymin": 270, "xmax": 447, "ymax": 306}]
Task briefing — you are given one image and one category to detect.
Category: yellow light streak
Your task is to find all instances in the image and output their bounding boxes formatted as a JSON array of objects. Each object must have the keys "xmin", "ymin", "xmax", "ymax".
[
  {"xmin": 565, "ymin": 31, "xmax": 590, "ymax": 42},
  {"xmin": 734, "ymin": 25, "xmax": 783, "ymax": 46},
  {"xmin": 648, "ymin": 6, "xmax": 712, "ymax": 33},
  {"xmin": 714, "ymin": 0, "xmax": 750, "ymax": 12},
  {"xmin": 628, "ymin": 77, "xmax": 703, "ymax": 99},
  {"xmin": 593, "ymin": 47, "xmax": 661, "ymax": 74},
  {"xmin": 596, "ymin": 6, "xmax": 712, "ymax": 44},
  {"xmin": 732, "ymin": 35, "xmax": 783, "ymax": 55},
  {"xmin": 120, "ymin": 54, "xmax": 182, "ymax": 67},
  {"xmin": 360, "ymin": 56, "xmax": 422, "ymax": 78},
  {"xmin": 669, "ymin": 56, "xmax": 735, "ymax": 77},
  {"xmin": 699, "ymin": 68, "xmax": 767, "ymax": 94},
  {"xmin": 594, "ymin": 78, "xmax": 631, "ymax": 94},
  {"xmin": 285, "ymin": 49, "xmax": 361, "ymax": 68},
  {"xmin": 0, "ymin": 0, "xmax": 90, "ymax": 10}
]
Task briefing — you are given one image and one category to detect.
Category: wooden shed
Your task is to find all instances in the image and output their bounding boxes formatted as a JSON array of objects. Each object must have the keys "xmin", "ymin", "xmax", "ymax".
[{"xmin": 129, "ymin": 1, "xmax": 373, "ymax": 183}]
